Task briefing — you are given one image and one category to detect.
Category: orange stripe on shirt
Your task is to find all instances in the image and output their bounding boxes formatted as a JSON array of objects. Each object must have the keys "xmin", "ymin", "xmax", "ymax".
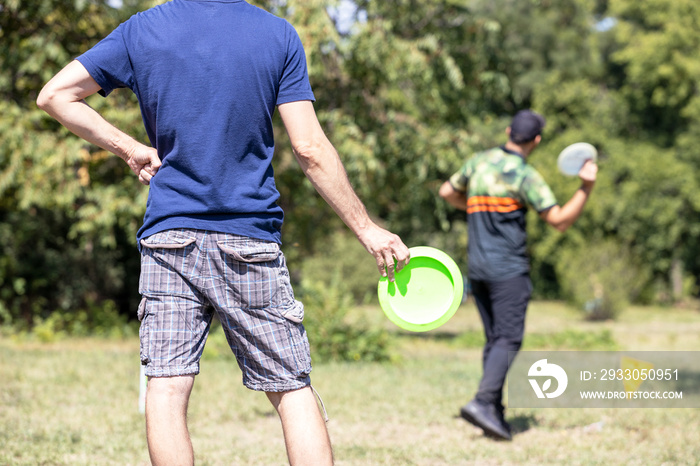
[
  {"xmin": 467, "ymin": 205, "xmax": 523, "ymax": 214},
  {"xmin": 467, "ymin": 196, "xmax": 524, "ymax": 214},
  {"xmin": 468, "ymin": 196, "xmax": 523, "ymax": 207}
]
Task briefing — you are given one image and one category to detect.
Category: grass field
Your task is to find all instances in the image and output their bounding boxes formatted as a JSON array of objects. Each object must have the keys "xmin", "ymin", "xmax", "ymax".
[{"xmin": 1, "ymin": 300, "xmax": 700, "ymax": 465}]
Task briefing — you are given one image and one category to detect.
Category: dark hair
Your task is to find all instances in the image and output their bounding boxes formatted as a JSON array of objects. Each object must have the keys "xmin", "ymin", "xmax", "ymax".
[{"xmin": 509, "ymin": 110, "xmax": 546, "ymax": 144}]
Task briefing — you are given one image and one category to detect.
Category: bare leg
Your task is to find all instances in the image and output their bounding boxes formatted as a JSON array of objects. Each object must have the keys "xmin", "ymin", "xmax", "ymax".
[
  {"xmin": 266, "ymin": 387, "xmax": 333, "ymax": 465},
  {"xmin": 145, "ymin": 375, "xmax": 196, "ymax": 466}
]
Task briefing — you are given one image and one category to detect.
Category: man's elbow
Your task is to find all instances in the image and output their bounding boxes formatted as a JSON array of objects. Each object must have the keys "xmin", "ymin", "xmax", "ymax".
[
  {"xmin": 552, "ymin": 222, "xmax": 569, "ymax": 233},
  {"xmin": 548, "ymin": 216, "xmax": 572, "ymax": 232},
  {"xmin": 292, "ymin": 139, "xmax": 327, "ymax": 168},
  {"xmin": 36, "ymin": 84, "xmax": 58, "ymax": 114},
  {"xmin": 542, "ymin": 207, "xmax": 570, "ymax": 232},
  {"xmin": 438, "ymin": 181, "xmax": 453, "ymax": 200}
]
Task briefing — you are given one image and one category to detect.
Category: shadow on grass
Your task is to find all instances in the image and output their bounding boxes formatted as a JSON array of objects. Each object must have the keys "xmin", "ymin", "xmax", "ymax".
[
  {"xmin": 508, "ymin": 412, "xmax": 539, "ymax": 434},
  {"xmin": 396, "ymin": 329, "xmax": 467, "ymax": 340},
  {"xmin": 395, "ymin": 329, "xmax": 484, "ymax": 347},
  {"xmin": 454, "ymin": 411, "xmax": 538, "ymax": 439},
  {"xmin": 675, "ymin": 369, "xmax": 700, "ymax": 399},
  {"xmin": 396, "ymin": 328, "xmax": 619, "ymax": 351}
]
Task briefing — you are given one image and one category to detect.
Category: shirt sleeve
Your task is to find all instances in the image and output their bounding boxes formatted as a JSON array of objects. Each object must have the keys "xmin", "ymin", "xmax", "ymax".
[
  {"xmin": 520, "ymin": 168, "xmax": 557, "ymax": 212},
  {"xmin": 276, "ymin": 21, "xmax": 315, "ymax": 105},
  {"xmin": 448, "ymin": 159, "xmax": 472, "ymax": 193},
  {"xmin": 75, "ymin": 22, "xmax": 134, "ymax": 97}
]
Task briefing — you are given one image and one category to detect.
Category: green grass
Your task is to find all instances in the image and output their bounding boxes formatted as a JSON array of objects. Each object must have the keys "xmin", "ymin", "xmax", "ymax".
[{"xmin": 1, "ymin": 300, "xmax": 700, "ymax": 465}]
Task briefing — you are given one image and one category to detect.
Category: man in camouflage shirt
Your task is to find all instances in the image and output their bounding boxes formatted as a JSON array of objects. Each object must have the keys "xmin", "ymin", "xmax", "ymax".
[{"xmin": 439, "ymin": 110, "xmax": 597, "ymax": 440}]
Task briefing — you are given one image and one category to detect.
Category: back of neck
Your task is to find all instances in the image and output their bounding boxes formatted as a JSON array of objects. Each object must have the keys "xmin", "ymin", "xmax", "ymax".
[{"xmin": 504, "ymin": 141, "xmax": 529, "ymax": 157}]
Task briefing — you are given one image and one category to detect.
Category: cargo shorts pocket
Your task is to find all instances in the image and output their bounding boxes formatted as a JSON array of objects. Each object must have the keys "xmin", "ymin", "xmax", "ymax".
[
  {"xmin": 276, "ymin": 265, "xmax": 304, "ymax": 323},
  {"xmin": 140, "ymin": 231, "xmax": 196, "ymax": 270},
  {"xmin": 216, "ymin": 241, "xmax": 281, "ymax": 309},
  {"xmin": 137, "ymin": 297, "xmax": 151, "ymax": 365},
  {"xmin": 216, "ymin": 241, "xmax": 281, "ymax": 263},
  {"xmin": 140, "ymin": 231, "xmax": 196, "ymax": 251},
  {"xmin": 139, "ymin": 230, "xmax": 197, "ymax": 295},
  {"xmin": 279, "ymin": 299, "xmax": 305, "ymax": 324}
]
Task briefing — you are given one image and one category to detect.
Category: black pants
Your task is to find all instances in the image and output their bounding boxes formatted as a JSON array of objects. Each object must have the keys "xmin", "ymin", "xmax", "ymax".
[{"xmin": 470, "ymin": 274, "xmax": 532, "ymax": 408}]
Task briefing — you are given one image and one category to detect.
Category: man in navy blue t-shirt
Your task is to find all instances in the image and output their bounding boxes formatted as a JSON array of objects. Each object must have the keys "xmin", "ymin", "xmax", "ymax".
[{"xmin": 38, "ymin": 1, "xmax": 410, "ymax": 464}]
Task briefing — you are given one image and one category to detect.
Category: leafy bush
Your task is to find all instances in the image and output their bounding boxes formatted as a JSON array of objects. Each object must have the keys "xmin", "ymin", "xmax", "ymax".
[
  {"xmin": 300, "ymin": 273, "xmax": 395, "ymax": 363},
  {"xmin": 555, "ymin": 239, "xmax": 650, "ymax": 320},
  {"xmin": 0, "ymin": 206, "xmax": 142, "ymax": 330},
  {"xmin": 23, "ymin": 300, "xmax": 137, "ymax": 342},
  {"xmin": 297, "ymin": 230, "xmax": 380, "ymax": 305}
]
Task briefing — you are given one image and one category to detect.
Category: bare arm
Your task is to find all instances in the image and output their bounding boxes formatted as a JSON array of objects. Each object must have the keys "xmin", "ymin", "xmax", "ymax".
[
  {"xmin": 37, "ymin": 60, "xmax": 160, "ymax": 185},
  {"xmin": 277, "ymin": 100, "xmax": 410, "ymax": 281},
  {"xmin": 438, "ymin": 181, "xmax": 467, "ymax": 211},
  {"xmin": 540, "ymin": 160, "xmax": 598, "ymax": 232}
]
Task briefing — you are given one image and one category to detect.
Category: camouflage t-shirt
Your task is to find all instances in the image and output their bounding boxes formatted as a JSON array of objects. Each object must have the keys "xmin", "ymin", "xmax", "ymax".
[{"xmin": 449, "ymin": 146, "xmax": 557, "ymax": 281}]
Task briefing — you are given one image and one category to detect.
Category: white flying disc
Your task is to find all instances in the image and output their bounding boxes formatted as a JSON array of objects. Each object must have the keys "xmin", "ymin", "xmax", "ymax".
[
  {"xmin": 377, "ymin": 246, "xmax": 463, "ymax": 332},
  {"xmin": 557, "ymin": 142, "xmax": 598, "ymax": 176}
]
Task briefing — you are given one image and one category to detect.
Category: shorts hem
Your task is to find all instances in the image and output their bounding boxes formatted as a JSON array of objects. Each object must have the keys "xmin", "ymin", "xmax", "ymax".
[
  {"xmin": 244, "ymin": 376, "xmax": 311, "ymax": 393},
  {"xmin": 144, "ymin": 364, "xmax": 200, "ymax": 378}
]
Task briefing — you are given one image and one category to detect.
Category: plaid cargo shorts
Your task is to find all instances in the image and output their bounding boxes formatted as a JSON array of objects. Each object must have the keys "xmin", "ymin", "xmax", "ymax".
[{"xmin": 137, "ymin": 228, "xmax": 311, "ymax": 392}]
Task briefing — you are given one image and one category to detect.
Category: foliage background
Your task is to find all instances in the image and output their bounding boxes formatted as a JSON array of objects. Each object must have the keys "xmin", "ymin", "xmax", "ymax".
[{"xmin": 2, "ymin": 0, "xmax": 700, "ymax": 329}]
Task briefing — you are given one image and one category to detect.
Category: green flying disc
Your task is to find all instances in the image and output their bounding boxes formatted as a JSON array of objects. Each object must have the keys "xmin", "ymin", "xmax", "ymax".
[{"xmin": 378, "ymin": 246, "xmax": 464, "ymax": 332}]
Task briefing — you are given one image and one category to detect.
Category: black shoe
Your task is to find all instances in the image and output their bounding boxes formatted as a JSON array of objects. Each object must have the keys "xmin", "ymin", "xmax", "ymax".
[
  {"xmin": 495, "ymin": 404, "xmax": 512, "ymax": 435},
  {"xmin": 460, "ymin": 400, "xmax": 512, "ymax": 441}
]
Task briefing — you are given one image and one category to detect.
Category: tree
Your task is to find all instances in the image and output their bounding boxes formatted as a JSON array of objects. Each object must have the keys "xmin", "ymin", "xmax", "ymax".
[
  {"xmin": 0, "ymin": 0, "xmax": 150, "ymax": 325},
  {"xmin": 4, "ymin": 0, "xmax": 700, "ymax": 327}
]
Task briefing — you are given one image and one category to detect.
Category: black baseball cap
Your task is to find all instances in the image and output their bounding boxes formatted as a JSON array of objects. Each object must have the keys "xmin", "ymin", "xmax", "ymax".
[{"xmin": 509, "ymin": 110, "xmax": 546, "ymax": 144}]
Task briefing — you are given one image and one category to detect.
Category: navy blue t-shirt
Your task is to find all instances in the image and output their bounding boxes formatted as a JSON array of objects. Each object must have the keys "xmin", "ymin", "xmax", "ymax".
[{"xmin": 77, "ymin": 0, "xmax": 315, "ymax": 246}]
